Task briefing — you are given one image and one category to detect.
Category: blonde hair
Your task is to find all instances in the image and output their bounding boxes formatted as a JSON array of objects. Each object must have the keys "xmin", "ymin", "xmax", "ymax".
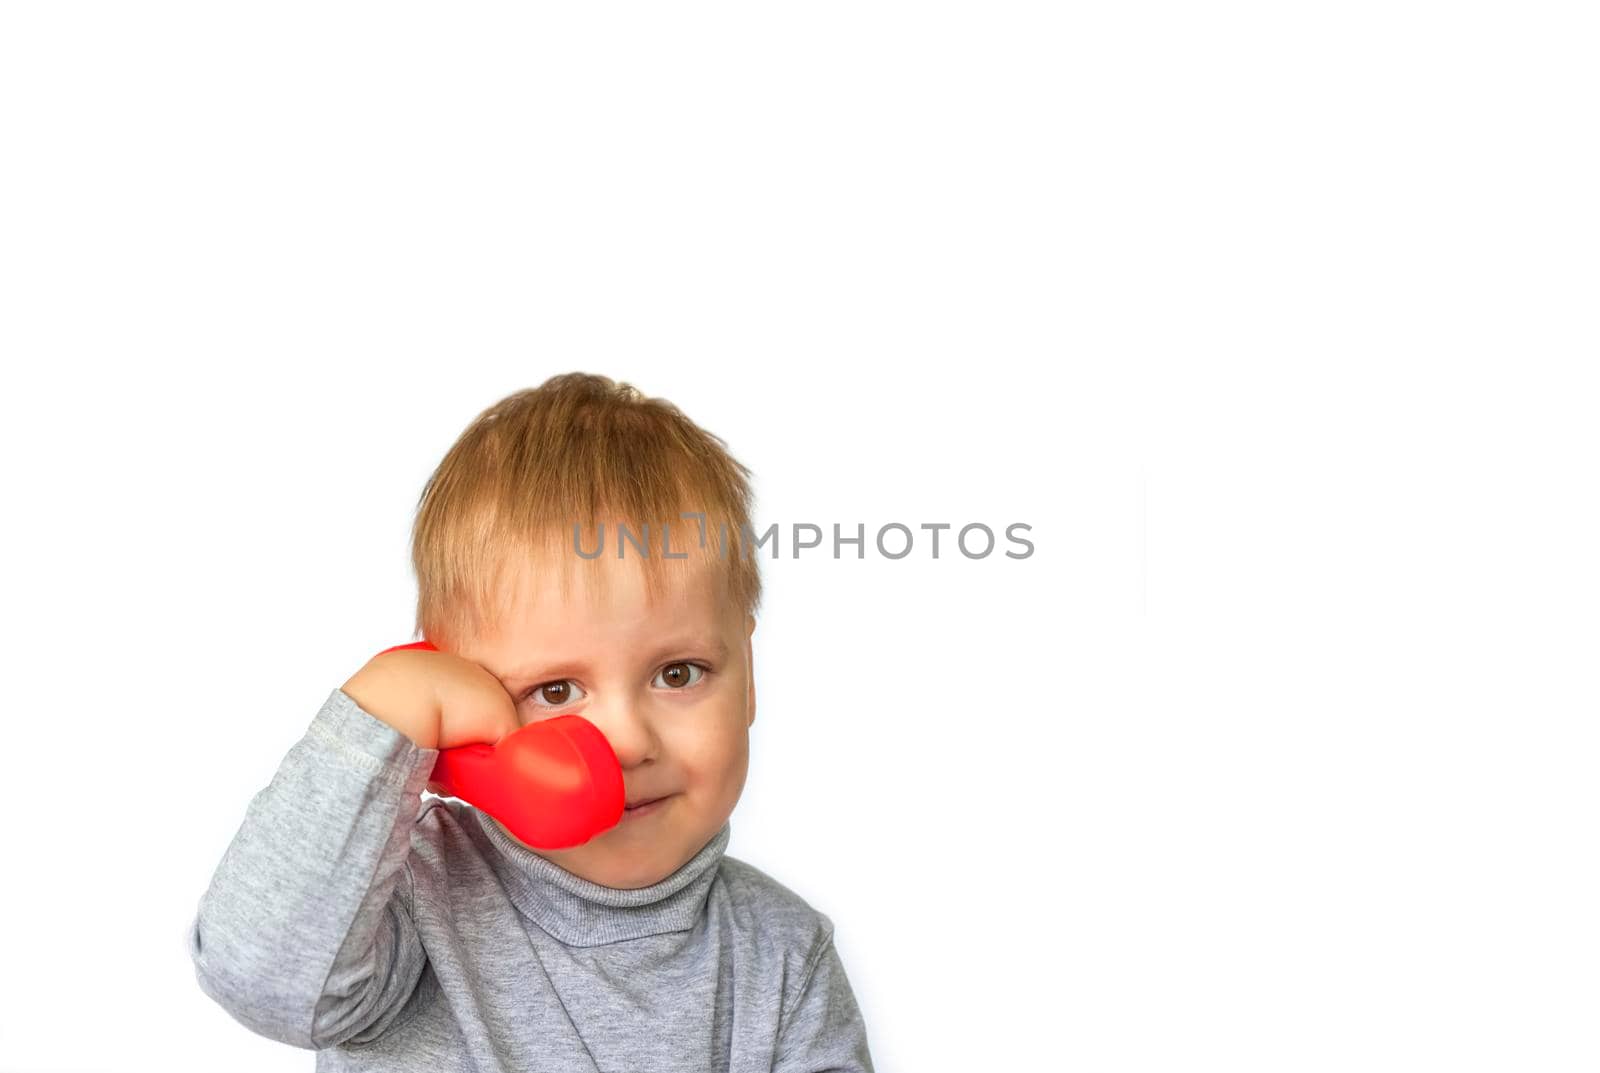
[{"xmin": 410, "ymin": 373, "xmax": 763, "ymax": 649}]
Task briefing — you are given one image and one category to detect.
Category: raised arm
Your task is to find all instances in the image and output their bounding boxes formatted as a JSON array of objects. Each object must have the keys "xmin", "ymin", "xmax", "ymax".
[{"xmin": 187, "ymin": 687, "xmax": 439, "ymax": 1049}]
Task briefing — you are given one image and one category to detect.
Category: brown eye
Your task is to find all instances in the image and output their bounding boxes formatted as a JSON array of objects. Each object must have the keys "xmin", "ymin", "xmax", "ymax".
[
  {"xmin": 655, "ymin": 662, "xmax": 707, "ymax": 690},
  {"xmin": 523, "ymin": 680, "xmax": 586, "ymax": 709}
]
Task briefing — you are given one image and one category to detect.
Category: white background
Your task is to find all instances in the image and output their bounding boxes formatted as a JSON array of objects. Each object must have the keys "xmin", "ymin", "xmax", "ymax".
[{"xmin": 2, "ymin": 3, "xmax": 1596, "ymax": 1071}]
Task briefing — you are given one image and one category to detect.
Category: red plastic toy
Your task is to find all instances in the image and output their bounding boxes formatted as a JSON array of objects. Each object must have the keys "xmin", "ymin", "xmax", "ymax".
[{"xmin": 373, "ymin": 640, "xmax": 625, "ymax": 849}]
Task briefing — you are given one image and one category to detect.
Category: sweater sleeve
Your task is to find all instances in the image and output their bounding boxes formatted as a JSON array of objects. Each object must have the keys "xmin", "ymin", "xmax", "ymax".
[
  {"xmin": 187, "ymin": 687, "xmax": 440, "ymax": 1050},
  {"xmin": 772, "ymin": 917, "xmax": 877, "ymax": 1073}
]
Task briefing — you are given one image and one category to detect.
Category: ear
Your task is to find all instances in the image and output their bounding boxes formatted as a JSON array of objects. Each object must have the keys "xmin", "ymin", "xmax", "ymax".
[{"xmin": 745, "ymin": 613, "xmax": 757, "ymax": 728}]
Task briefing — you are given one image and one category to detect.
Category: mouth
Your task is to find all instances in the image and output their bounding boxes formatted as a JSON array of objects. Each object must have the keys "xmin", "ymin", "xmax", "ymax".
[{"xmin": 623, "ymin": 794, "xmax": 672, "ymax": 817}]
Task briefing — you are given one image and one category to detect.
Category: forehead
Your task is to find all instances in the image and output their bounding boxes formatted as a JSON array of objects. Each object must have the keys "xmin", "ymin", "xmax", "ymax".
[{"xmin": 468, "ymin": 553, "xmax": 731, "ymax": 671}]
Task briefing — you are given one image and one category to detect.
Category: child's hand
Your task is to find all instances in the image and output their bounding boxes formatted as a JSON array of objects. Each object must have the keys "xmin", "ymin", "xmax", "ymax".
[
  {"xmin": 343, "ymin": 641, "xmax": 626, "ymax": 846},
  {"xmin": 340, "ymin": 648, "xmax": 522, "ymax": 778}
]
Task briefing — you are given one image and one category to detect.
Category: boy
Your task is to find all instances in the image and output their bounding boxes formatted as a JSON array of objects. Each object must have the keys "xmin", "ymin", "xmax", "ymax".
[{"xmin": 188, "ymin": 373, "xmax": 876, "ymax": 1071}]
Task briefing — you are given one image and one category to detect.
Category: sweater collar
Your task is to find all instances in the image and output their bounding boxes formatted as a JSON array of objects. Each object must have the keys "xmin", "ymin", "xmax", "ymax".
[{"xmin": 470, "ymin": 808, "xmax": 731, "ymax": 947}]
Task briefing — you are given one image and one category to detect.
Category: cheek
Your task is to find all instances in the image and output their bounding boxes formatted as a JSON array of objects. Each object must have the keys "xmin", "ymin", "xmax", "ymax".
[{"xmin": 664, "ymin": 705, "xmax": 749, "ymax": 784}]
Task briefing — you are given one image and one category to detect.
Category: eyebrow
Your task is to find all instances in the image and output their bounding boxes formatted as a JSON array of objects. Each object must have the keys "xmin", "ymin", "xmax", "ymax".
[{"xmin": 496, "ymin": 637, "xmax": 730, "ymax": 687}]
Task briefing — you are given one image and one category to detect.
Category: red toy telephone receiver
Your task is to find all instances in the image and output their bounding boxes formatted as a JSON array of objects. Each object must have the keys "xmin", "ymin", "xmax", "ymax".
[{"xmin": 373, "ymin": 640, "xmax": 625, "ymax": 849}]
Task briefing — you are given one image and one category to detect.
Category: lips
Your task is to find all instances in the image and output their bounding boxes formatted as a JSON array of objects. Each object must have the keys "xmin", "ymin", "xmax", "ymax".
[{"xmin": 625, "ymin": 795, "xmax": 665, "ymax": 810}]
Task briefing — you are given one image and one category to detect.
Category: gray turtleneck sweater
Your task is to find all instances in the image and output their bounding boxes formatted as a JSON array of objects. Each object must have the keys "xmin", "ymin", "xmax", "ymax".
[{"xmin": 188, "ymin": 687, "xmax": 875, "ymax": 1072}]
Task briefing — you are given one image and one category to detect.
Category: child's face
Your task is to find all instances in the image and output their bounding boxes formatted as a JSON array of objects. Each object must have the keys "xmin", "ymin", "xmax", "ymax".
[{"xmin": 455, "ymin": 554, "xmax": 756, "ymax": 890}]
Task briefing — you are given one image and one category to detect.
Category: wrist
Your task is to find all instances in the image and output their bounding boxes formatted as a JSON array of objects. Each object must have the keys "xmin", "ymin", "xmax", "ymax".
[{"xmin": 341, "ymin": 661, "xmax": 441, "ymax": 750}]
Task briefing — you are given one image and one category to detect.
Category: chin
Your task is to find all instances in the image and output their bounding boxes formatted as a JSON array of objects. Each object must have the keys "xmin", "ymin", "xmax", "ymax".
[
  {"xmin": 608, "ymin": 868, "xmax": 671, "ymax": 891},
  {"xmin": 575, "ymin": 850, "xmax": 666, "ymax": 888}
]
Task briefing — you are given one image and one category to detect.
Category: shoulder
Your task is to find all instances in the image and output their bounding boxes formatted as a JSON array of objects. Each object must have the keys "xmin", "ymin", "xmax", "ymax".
[
  {"xmin": 412, "ymin": 794, "xmax": 471, "ymax": 842},
  {"xmin": 713, "ymin": 852, "xmax": 836, "ymax": 957},
  {"xmin": 405, "ymin": 796, "xmax": 492, "ymax": 877},
  {"xmin": 712, "ymin": 853, "xmax": 848, "ymax": 1025}
]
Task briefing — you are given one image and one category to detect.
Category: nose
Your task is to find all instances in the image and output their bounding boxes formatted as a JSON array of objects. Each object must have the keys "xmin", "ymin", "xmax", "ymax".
[{"xmin": 583, "ymin": 698, "xmax": 658, "ymax": 766}]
